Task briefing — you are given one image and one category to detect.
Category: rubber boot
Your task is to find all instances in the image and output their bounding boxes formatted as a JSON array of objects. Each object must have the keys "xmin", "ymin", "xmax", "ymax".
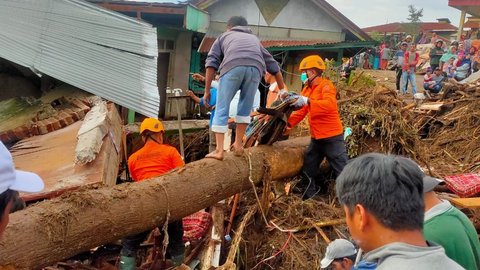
[
  {"xmin": 171, "ymin": 254, "xmax": 185, "ymax": 267},
  {"xmin": 119, "ymin": 256, "xmax": 136, "ymax": 270}
]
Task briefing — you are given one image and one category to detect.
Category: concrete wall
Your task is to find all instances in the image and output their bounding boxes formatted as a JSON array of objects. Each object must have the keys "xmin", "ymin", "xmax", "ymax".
[
  {"xmin": 172, "ymin": 31, "xmax": 192, "ymax": 91},
  {"xmin": 207, "ymin": 0, "xmax": 344, "ymax": 33}
]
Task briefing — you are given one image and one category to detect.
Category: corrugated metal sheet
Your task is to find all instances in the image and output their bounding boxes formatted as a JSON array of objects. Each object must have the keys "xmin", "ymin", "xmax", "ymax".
[
  {"xmin": 0, "ymin": 0, "xmax": 160, "ymax": 118},
  {"xmin": 197, "ymin": 28, "xmax": 336, "ymax": 53}
]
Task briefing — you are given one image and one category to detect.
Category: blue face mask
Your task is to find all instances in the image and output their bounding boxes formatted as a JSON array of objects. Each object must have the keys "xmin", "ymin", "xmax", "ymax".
[{"xmin": 300, "ymin": 72, "xmax": 308, "ymax": 83}]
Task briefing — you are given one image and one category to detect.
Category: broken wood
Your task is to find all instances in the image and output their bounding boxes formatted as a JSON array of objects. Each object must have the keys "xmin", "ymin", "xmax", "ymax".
[
  {"xmin": 415, "ymin": 103, "xmax": 444, "ymax": 112},
  {"xmin": 125, "ymin": 119, "xmax": 209, "ymax": 135},
  {"xmin": 75, "ymin": 101, "xmax": 109, "ymax": 165},
  {"xmin": 0, "ymin": 137, "xmax": 309, "ymax": 269},
  {"xmin": 449, "ymin": 197, "xmax": 480, "ymax": 209},
  {"xmin": 309, "ymin": 221, "xmax": 331, "ymax": 244},
  {"xmin": 401, "ymin": 103, "xmax": 416, "ymax": 112},
  {"xmin": 199, "ymin": 203, "xmax": 224, "ymax": 270},
  {"xmin": 10, "ymin": 103, "xmax": 122, "ymax": 201},
  {"xmin": 293, "ymin": 218, "xmax": 346, "ymax": 232},
  {"xmin": 217, "ymin": 205, "xmax": 258, "ymax": 270}
]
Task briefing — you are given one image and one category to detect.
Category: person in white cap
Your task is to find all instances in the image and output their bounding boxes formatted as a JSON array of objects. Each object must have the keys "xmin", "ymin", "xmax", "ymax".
[
  {"xmin": 320, "ymin": 239, "xmax": 376, "ymax": 270},
  {"xmin": 423, "ymin": 175, "xmax": 480, "ymax": 270},
  {"xmin": 0, "ymin": 142, "xmax": 44, "ymax": 237}
]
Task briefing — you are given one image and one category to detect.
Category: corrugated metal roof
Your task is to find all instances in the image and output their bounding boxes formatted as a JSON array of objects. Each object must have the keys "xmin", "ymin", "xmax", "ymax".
[
  {"xmin": 198, "ymin": 36, "xmax": 335, "ymax": 53},
  {"xmin": 197, "ymin": 29, "xmax": 337, "ymax": 53},
  {"xmin": 362, "ymin": 22, "xmax": 458, "ymax": 34},
  {"xmin": 465, "ymin": 19, "xmax": 480, "ymax": 28},
  {"xmin": 0, "ymin": 0, "xmax": 160, "ymax": 118}
]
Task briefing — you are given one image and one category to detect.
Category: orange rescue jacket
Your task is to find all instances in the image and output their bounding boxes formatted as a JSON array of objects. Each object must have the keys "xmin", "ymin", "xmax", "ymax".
[
  {"xmin": 287, "ymin": 78, "xmax": 343, "ymax": 140},
  {"xmin": 128, "ymin": 140, "xmax": 184, "ymax": 182}
]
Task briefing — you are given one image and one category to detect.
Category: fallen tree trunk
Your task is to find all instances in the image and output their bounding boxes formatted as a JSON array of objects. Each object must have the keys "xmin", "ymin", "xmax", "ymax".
[{"xmin": 0, "ymin": 137, "xmax": 309, "ymax": 269}]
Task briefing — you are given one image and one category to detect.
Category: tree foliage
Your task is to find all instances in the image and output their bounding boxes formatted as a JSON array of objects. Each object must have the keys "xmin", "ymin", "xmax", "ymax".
[{"xmin": 407, "ymin": 4, "xmax": 423, "ymax": 23}]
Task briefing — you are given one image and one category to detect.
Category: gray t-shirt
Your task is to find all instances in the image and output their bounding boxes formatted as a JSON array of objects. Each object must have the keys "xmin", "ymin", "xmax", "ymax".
[
  {"xmin": 205, "ymin": 26, "xmax": 280, "ymax": 77},
  {"xmin": 363, "ymin": 242, "xmax": 464, "ymax": 270}
]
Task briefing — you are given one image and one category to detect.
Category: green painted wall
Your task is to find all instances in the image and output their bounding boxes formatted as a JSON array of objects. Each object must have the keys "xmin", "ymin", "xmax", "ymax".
[{"xmin": 186, "ymin": 5, "xmax": 209, "ymax": 33}]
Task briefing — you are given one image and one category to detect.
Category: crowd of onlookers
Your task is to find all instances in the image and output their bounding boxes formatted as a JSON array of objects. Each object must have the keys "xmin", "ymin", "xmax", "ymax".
[{"xmin": 341, "ymin": 31, "xmax": 480, "ymax": 96}]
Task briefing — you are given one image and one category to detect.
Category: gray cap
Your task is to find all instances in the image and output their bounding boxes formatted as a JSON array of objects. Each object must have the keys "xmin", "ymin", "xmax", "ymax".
[
  {"xmin": 320, "ymin": 239, "xmax": 357, "ymax": 268},
  {"xmin": 423, "ymin": 176, "xmax": 444, "ymax": 193}
]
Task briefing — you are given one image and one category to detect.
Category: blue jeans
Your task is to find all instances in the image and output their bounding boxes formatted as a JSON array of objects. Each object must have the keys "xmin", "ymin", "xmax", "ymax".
[
  {"xmin": 401, "ymin": 71, "xmax": 417, "ymax": 94},
  {"xmin": 212, "ymin": 66, "xmax": 261, "ymax": 133},
  {"xmin": 423, "ymin": 83, "xmax": 442, "ymax": 93}
]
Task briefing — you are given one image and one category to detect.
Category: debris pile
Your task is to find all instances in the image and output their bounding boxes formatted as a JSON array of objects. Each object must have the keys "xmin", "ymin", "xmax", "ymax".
[
  {"xmin": 414, "ymin": 78, "xmax": 480, "ymax": 175},
  {"xmin": 236, "ymin": 191, "xmax": 347, "ymax": 270},
  {"xmin": 337, "ymin": 72, "xmax": 418, "ymax": 158},
  {"xmin": 226, "ymin": 70, "xmax": 480, "ymax": 270}
]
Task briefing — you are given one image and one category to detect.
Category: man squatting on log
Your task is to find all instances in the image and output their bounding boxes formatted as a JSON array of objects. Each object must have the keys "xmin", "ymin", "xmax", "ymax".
[{"xmin": 119, "ymin": 118, "xmax": 185, "ymax": 269}]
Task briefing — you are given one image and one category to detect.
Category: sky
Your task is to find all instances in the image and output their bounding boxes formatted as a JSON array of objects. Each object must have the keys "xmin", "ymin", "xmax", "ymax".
[
  {"xmin": 128, "ymin": 0, "xmax": 463, "ymax": 28},
  {"xmin": 325, "ymin": 0, "xmax": 461, "ymax": 28}
]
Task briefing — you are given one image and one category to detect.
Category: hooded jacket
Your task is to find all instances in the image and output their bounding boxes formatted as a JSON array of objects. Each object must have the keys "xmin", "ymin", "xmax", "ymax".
[
  {"xmin": 440, "ymin": 49, "xmax": 458, "ymax": 64},
  {"xmin": 363, "ymin": 242, "xmax": 464, "ymax": 270},
  {"xmin": 205, "ymin": 26, "xmax": 280, "ymax": 76}
]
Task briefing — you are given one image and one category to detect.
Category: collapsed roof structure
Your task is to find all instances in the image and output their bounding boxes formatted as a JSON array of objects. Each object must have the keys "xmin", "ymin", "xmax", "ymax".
[{"xmin": 0, "ymin": 0, "xmax": 160, "ymax": 117}]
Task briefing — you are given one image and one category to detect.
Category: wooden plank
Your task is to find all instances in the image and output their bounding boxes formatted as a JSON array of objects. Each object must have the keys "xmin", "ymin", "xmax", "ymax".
[
  {"xmin": 98, "ymin": 3, "xmax": 185, "ymax": 15},
  {"xmin": 449, "ymin": 197, "xmax": 480, "ymax": 208},
  {"xmin": 12, "ymin": 104, "xmax": 122, "ymax": 201},
  {"xmin": 125, "ymin": 119, "xmax": 209, "ymax": 134},
  {"xmin": 100, "ymin": 104, "xmax": 123, "ymax": 187},
  {"xmin": 416, "ymin": 103, "xmax": 444, "ymax": 111}
]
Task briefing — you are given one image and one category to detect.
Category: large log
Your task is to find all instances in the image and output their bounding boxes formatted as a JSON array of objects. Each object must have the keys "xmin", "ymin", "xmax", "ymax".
[{"xmin": 0, "ymin": 137, "xmax": 309, "ymax": 269}]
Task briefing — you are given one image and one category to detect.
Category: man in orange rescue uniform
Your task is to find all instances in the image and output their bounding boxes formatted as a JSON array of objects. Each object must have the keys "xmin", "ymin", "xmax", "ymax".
[
  {"xmin": 119, "ymin": 118, "xmax": 185, "ymax": 269},
  {"xmin": 286, "ymin": 55, "xmax": 348, "ymax": 200}
]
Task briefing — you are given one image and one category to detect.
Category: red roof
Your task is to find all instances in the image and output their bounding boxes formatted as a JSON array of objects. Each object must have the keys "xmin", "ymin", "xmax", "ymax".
[
  {"xmin": 449, "ymin": 0, "xmax": 480, "ymax": 17},
  {"xmin": 449, "ymin": 0, "xmax": 480, "ymax": 6},
  {"xmin": 465, "ymin": 20, "xmax": 480, "ymax": 28},
  {"xmin": 363, "ymin": 22, "xmax": 458, "ymax": 33},
  {"xmin": 198, "ymin": 37, "xmax": 335, "ymax": 53}
]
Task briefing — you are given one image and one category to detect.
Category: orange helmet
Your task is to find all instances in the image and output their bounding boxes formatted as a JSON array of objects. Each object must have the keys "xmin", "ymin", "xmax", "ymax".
[
  {"xmin": 140, "ymin": 118, "xmax": 165, "ymax": 134},
  {"xmin": 299, "ymin": 55, "xmax": 326, "ymax": 71}
]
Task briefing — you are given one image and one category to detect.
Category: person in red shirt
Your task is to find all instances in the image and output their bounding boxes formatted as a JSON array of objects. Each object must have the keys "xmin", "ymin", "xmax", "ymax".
[
  {"xmin": 286, "ymin": 55, "xmax": 348, "ymax": 200},
  {"xmin": 120, "ymin": 118, "xmax": 185, "ymax": 269},
  {"xmin": 401, "ymin": 44, "xmax": 419, "ymax": 94}
]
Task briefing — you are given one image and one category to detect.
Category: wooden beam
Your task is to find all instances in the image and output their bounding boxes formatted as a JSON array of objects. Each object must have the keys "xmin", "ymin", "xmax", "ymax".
[
  {"xmin": 125, "ymin": 120, "xmax": 209, "ymax": 134},
  {"xmin": 0, "ymin": 137, "xmax": 309, "ymax": 269},
  {"xmin": 449, "ymin": 197, "xmax": 480, "ymax": 208},
  {"xmin": 99, "ymin": 3, "xmax": 185, "ymax": 15}
]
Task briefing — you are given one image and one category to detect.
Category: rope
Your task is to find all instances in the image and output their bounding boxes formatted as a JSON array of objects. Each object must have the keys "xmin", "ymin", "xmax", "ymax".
[
  {"xmin": 158, "ymin": 183, "xmax": 171, "ymax": 260},
  {"xmin": 247, "ymin": 152, "xmax": 269, "ymax": 226}
]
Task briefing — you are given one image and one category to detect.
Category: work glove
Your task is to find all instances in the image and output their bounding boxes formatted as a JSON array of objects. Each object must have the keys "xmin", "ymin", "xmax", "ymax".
[
  {"xmin": 285, "ymin": 93, "xmax": 308, "ymax": 110},
  {"xmin": 291, "ymin": 96, "xmax": 308, "ymax": 109},
  {"xmin": 279, "ymin": 89, "xmax": 288, "ymax": 101}
]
